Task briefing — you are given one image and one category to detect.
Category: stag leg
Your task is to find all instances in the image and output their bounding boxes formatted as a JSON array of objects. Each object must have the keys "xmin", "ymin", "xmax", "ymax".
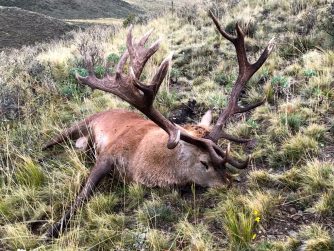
[{"xmin": 45, "ymin": 157, "xmax": 113, "ymax": 238}]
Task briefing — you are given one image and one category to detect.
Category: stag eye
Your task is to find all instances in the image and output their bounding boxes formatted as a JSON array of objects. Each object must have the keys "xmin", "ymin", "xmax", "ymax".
[{"xmin": 200, "ymin": 161, "xmax": 209, "ymax": 170}]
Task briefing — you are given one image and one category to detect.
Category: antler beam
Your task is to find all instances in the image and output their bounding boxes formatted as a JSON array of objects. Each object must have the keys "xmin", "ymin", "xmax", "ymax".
[{"xmin": 207, "ymin": 11, "xmax": 275, "ymax": 143}]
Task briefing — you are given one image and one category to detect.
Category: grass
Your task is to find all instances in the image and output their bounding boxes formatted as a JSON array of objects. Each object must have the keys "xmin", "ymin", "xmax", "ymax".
[
  {"xmin": 0, "ymin": 0, "xmax": 143, "ymax": 19},
  {"xmin": 1, "ymin": 0, "xmax": 334, "ymax": 250},
  {"xmin": 176, "ymin": 220, "xmax": 214, "ymax": 251},
  {"xmin": 0, "ymin": 6, "xmax": 73, "ymax": 49},
  {"xmin": 313, "ymin": 190, "xmax": 334, "ymax": 217}
]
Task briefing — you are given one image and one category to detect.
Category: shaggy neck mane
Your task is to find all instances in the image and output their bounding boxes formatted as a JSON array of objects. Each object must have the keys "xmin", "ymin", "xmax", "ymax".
[{"xmin": 182, "ymin": 124, "xmax": 210, "ymax": 138}]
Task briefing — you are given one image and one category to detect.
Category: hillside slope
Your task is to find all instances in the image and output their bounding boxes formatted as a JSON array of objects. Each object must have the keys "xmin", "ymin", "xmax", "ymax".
[
  {"xmin": 0, "ymin": 0, "xmax": 143, "ymax": 19},
  {"xmin": 0, "ymin": 1, "xmax": 333, "ymax": 250},
  {"xmin": 0, "ymin": 7, "xmax": 74, "ymax": 49}
]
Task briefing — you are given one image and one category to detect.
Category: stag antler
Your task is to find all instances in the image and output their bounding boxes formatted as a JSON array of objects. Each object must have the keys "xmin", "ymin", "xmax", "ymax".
[
  {"xmin": 76, "ymin": 24, "xmax": 262, "ymax": 171},
  {"xmin": 207, "ymin": 11, "xmax": 275, "ymax": 144},
  {"xmin": 76, "ymin": 26, "xmax": 181, "ymax": 149}
]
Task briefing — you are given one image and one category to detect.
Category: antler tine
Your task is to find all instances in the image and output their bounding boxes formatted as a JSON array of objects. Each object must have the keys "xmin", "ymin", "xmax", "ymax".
[
  {"xmin": 115, "ymin": 50, "xmax": 129, "ymax": 76},
  {"xmin": 227, "ymin": 155, "xmax": 250, "ymax": 169},
  {"xmin": 127, "ymin": 26, "xmax": 162, "ymax": 78},
  {"xmin": 250, "ymin": 36, "xmax": 276, "ymax": 75},
  {"xmin": 208, "ymin": 10, "xmax": 235, "ymax": 42},
  {"xmin": 150, "ymin": 52, "xmax": 173, "ymax": 93},
  {"xmin": 220, "ymin": 131, "xmax": 250, "ymax": 143},
  {"xmin": 139, "ymin": 28, "xmax": 154, "ymax": 46},
  {"xmin": 235, "ymin": 97, "xmax": 266, "ymax": 114},
  {"xmin": 129, "ymin": 52, "xmax": 172, "ymax": 108}
]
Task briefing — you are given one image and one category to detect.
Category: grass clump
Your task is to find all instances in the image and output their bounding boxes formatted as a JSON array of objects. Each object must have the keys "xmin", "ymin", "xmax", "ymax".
[
  {"xmin": 221, "ymin": 200, "xmax": 258, "ymax": 250},
  {"xmin": 176, "ymin": 220, "xmax": 214, "ymax": 251},
  {"xmin": 303, "ymin": 69, "xmax": 317, "ymax": 78},
  {"xmin": 294, "ymin": 224, "xmax": 334, "ymax": 251},
  {"xmin": 280, "ymin": 113, "xmax": 306, "ymax": 133},
  {"xmin": 137, "ymin": 197, "xmax": 176, "ymax": 227},
  {"xmin": 281, "ymin": 134, "xmax": 318, "ymax": 163},
  {"xmin": 300, "ymin": 160, "xmax": 333, "ymax": 193},
  {"xmin": 15, "ymin": 156, "xmax": 46, "ymax": 188},
  {"xmin": 86, "ymin": 193, "xmax": 119, "ymax": 215},
  {"xmin": 268, "ymin": 133, "xmax": 319, "ymax": 169},
  {"xmin": 146, "ymin": 229, "xmax": 172, "ymax": 251},
  {"xmin": 256, "ymin": 223, "xmax": 334, "ymax": 251},
  {"xmin": 241, "ymin": 190, "xmax": 281, "ymax": 220},
  {"xmin": 248, "ymin": 170, "xmax": 277, "ymax": 188},
  {"xmin": 303, "ymin": 123, "xmax": 327, "ymax": 141},
  {"xmin": 271, "ymin": 75, "xmax": 289, "ymax": 88},
  {"xmin": 0, "ymin": 187, "xmax": 44, "ymax": 223},
  {"xmin": 127, "ymin": 183, "xmax": 146, "ymax": 208},
  {"xmin": 277, "ymin": 159, "xmax": 333, "ymax": 194},
  {"xmin": 207, "ymin": 192, "xmax": 262, "ymax": 250},
  {"xmin": 312, "ymin": 190, "xmax": 334, "ymax": 216},
  {"xmin": 277, "ymin": 167, "xmax": 303, "ymax": 190},
  {"xmin": 2, "ymin": 223, "xmax": 39, "ymax": 249},
  {"xmin": 213, "ymin": 71, "xmax": 235, "ymax": 86}
]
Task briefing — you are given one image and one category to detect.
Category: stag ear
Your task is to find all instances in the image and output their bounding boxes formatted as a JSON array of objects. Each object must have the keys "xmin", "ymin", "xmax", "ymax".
[{"xmin": 198, "ymin": 110, "xmax": 212, "ymax": 128}]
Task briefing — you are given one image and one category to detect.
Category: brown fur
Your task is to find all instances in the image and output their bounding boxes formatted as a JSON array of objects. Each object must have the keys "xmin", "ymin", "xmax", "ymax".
[
  {"xmin": 45, "ymin": 109, "xmax": 225, "ymax": 188},
  {"xmin": 183, "ymin": 124, "xmax": 210, "ymax": 138},
  {"xmin": 44, "ymin": 109, "xmax": 227, "ymax": 238}
]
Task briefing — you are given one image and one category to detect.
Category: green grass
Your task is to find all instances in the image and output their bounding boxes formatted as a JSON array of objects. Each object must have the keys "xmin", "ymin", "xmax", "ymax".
[
  {"xmin": 0, "ymin": 0, "xmax": 142, "ymax": 19},
  {"xmin": 1, "ymin": 0, "xmax": 334, "ymax": 250},
  {"xmin": 0, "ymin": 6, "xmax": 73, "ymax": 49}
]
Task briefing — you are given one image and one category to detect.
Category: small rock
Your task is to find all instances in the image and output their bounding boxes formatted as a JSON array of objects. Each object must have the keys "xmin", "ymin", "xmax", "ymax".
[
  {"xmin": 288, "ymin": 207, "xmax": 297, "ymax": 214},
  {"xmin": 177, "ymin": 77, "xmax": 192, "ymax": 86},
  {"xmin": 292, "ymin": 214, "xmax": 302, "ymax": 221},
  {"xmin": 288, "ymin": 230, "xmax": 297, "ymax": 237},
  {"xmin": 267, "ymin": 235, "xmax": 275, "ymax": 240}
]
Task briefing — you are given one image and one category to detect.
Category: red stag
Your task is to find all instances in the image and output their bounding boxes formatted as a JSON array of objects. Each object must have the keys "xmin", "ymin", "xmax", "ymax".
[{"xmin": 43, "ymin": 11, "xmax": 275, "ymax": 238}]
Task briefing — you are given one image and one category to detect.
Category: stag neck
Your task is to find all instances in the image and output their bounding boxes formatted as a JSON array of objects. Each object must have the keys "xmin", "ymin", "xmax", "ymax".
[{"xmin": 144, "ymin": 107, "xmax": 181, "ymax": 149}]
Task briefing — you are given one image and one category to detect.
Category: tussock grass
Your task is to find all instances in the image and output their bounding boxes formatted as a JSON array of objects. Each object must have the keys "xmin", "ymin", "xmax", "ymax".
[
  {"xmin": 2, "ymin": 223, "xmax": 39, "ymax": 249},
  {"xmin": 312, "ymin": 190, "xmax": 334, "ymax": 217},
  {"xmin": 241, "ymin": 190, "xmax": 281, "ymax": 220},
  {"xmin": 282, "ymin": 134, "xmax": 319, "ymax": 162},
  {"xmin": 211, "ymin": 197, "xmax": 257, "ymax": 250},
  {"xmin": 293, "ymin": 224, "xmax": 334, "ymax": 251},
  {"xmin": 146, "ymin": 228, "xmax": 172, "ymax": 250},
  {"xmin": 1, "ymin": 0, "xmax": 334, "ymax": 250},
  {"xmin": 137, "ymin": 196, "xmax": 176, "ymax": 227},
  {"xmin": 301, "ymin": 160, "xmax": 334, "ymax": 193},
  {"xmin": 176, "ymin": 220, "xmax": 214, "ymax": 251},
  {"xmin": 15, "ymin": 156, "xmax": 46, "ymax": 188}
]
